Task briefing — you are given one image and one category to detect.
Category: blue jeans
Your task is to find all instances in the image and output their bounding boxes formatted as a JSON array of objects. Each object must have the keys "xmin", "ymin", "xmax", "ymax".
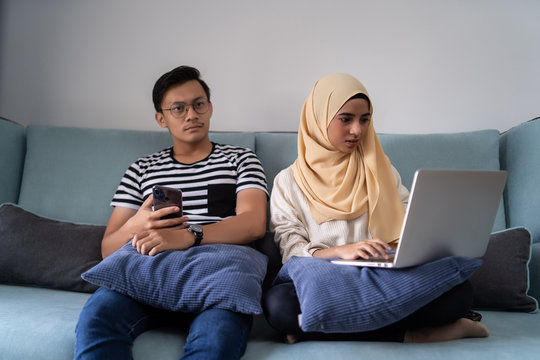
[{"xmin": 75, "ymin": 287, "xmax": 252, "ymax": 360}]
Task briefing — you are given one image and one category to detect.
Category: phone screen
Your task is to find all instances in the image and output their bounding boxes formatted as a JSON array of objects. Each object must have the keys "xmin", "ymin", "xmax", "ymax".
[{"xmin": 152, "ymin": 185, "xmax": 183, "ymax": 218}]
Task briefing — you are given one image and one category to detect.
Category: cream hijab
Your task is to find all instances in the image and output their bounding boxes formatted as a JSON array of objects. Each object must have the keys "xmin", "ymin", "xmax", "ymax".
[{"xmin": 292, "ymin": 73, "xmax": 404, "ymax": 242}]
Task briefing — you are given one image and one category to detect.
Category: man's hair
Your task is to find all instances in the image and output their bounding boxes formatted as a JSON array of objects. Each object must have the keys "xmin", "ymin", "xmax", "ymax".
[{"xmin": 152, "ymin": 66, "xmax": 211, "ymax": 112}]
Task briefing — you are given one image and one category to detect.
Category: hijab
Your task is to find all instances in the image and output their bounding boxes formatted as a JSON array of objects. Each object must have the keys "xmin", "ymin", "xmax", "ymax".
[{"xmin": 291, "ymin": 73, "xmax": 404, "ymax": 242}]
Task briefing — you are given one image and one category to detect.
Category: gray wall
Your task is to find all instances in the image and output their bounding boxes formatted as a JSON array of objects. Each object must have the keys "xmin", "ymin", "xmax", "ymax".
[{"xmin": 0, "ymin": 0, "xmax": 539, "ymax": 134}]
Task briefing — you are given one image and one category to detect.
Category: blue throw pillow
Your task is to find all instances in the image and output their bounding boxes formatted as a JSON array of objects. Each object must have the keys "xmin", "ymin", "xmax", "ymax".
[
  {"xmin": 275, "ymin": 256, "xmax": 482, "ymax": 333},
  {"xmin": 82, "ymin": 242, "xmax": 268, "ymax": 315}
]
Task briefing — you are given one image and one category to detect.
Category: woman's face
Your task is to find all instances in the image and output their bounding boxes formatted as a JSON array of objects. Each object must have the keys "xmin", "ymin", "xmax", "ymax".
[{"xmin": 327, "ymin": 98, "xmax": 371, "ymax": 153}]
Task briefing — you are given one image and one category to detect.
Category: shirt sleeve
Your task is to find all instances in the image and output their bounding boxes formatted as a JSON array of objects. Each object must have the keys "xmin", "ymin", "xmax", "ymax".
[
  {"xmin": 235, "ymin": 148, "xmax": 268, "ymax": 196},
  {"xmin": 269, "ymin": 168, "xmax": 313, "ymax": 263},
  {"xmin": 110, "ymin": 162, "xmax": 144, "ymax": 210}
]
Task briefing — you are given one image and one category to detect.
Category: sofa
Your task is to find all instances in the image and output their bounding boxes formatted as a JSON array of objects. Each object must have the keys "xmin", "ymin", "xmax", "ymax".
[{"xmin": 1, "ymin": 116, "xmax": 539, "ymax": 360}]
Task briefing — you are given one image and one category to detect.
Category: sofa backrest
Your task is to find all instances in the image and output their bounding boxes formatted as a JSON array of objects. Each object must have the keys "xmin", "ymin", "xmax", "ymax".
[
  {"xmin": 11, "ymin": 122, "xmax": 509, "ymax": 233},
  {"xmin": 379, "ymin": 130, "xmax": 505, "ymax": 232},
  {"xmin": 255, "ymin": 132, "xmax": 297, "ymax": 194},
  {"xmin": 17, "ymin": 126, "xmax": 172, "ymax": 224},
  {"xmin": 500, "ymin": 118, "xmax": 540, "ymax": 244},
  {"xmin": 253, "ymin": 129, "xmax": 506, "ymax": 232},
  {"xmin": 0, "ymin": 118, "xmax": 26, "ymax": 204},
  {"xmin": 500, "ymin": 117, "xmax": 540, "ymax": 301},
  {"xmin": 15, "ymin": 125, "xmax": 258, "ymax": 225}
]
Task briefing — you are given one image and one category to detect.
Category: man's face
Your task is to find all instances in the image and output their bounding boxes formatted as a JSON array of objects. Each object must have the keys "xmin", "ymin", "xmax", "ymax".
[{"xmin": 155, "ymin": 80, "xmax": 213, "ymax": 144}]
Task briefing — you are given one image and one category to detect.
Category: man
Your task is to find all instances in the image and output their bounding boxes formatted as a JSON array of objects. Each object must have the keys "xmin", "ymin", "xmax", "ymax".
[{"xmin": 75, "ymin": 66, "xmax": 268, "ymax": 359}]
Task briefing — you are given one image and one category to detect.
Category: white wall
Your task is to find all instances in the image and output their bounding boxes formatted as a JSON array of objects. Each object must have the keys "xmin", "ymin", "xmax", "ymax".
[{"xmin": 0, "ymin": 0, "xmax": 539, "ymax": 134}]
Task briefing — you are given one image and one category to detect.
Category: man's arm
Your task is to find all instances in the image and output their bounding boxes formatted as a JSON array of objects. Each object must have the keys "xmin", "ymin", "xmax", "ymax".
[
  {"xmin": 101, "ymin": 195, "xmax": 187, "ymax": 258},
  {"xmin": 132, "ymin": 188, "xmax": 267, "ymax": 256},
  {"xmin": 202, "ymin": 188, "xmax": 267, "ymax": 244}
]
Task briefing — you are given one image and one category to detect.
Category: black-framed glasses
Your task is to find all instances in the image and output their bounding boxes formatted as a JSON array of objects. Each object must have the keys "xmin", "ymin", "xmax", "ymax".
[{"xmin": 161, "ymin": 98, "xmax": 210, "ymax": 119}]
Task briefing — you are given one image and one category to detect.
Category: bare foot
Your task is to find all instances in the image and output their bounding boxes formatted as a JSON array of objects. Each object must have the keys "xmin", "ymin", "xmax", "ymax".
[
  {"xmin": 285, "ymin": 334, "xmax": 300, "ymax": 344},
  {"xmin": 404, "ymin": 318, "xmax": 490, "ymax": 343}
]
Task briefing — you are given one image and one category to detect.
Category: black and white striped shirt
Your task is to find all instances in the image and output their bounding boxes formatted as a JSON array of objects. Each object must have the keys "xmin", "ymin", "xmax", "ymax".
[{"xmin": 111, "ymin": 143, "xmax": 268, "ymax": 225}]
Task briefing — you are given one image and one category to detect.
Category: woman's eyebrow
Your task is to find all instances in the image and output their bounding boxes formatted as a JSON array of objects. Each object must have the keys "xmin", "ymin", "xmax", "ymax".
[{"xmin": 337, "ymin": 112, "xmax": 355, "ymax": 117}]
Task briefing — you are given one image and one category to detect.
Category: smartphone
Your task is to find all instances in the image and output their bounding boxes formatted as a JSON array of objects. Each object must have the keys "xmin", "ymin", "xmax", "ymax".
[{"xmin": 152, "ymin": 185, "xmax": 183, "ymax": 219}]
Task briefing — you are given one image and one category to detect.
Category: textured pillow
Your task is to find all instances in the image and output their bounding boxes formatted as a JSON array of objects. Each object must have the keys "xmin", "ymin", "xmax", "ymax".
[
  {"xmin": 275, "ymin": 256, "xmax": 482, "ymax": 333},
  {"xmin": 469, "ymin": 227, "xmax": 538, "ymax": 312},
  {"xmin": 0, "ymin": 204, "xmax": 104, "ymax": 292},
  {"xmin": 82, "ymin": 242, "xmax": 268, "ymax": 315}
]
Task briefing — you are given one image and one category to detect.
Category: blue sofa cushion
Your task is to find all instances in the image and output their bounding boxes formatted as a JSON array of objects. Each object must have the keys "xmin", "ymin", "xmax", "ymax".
[
  {"xmin": 470, "ymin": 227, "xmax": 538, "ymax": 312},
  {"xmin": 0, "ymin": 204, "xmax": 103, "ymax": 293},
  {"xmin": 275, "ymin": 256, "xmax": 482, "ymax": 333},
  {"xmin": 379, "ymin": 130, "xmax": 506, "ymax": 232},
  {"xmin": 18, "ymin": 126, "xmax": 174, "ymax": 225},
  {"xmin": 500, "ymin": 118, "xmax": 540, "ymax": 243},
  {"xmin": 82, "ymin": 242, "xmax": 268, "ymax": 315}
]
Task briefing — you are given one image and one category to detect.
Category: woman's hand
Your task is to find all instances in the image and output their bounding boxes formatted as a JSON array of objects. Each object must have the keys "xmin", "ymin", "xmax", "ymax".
[{"xmin": 313, "ymin": 238, "xmax": 393, "ymax": 260}]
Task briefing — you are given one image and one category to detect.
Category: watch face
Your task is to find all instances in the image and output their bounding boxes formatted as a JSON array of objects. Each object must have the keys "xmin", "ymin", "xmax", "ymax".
[{"xmin": 190, "ymin": 224, "xmax": 203, "ymax": 233}]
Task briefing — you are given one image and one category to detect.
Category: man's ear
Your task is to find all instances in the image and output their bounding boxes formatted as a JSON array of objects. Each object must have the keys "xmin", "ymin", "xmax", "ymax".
[
  {"xmin": 208, "ymin": 102, "xmax": 214, "ymax": 118},
  {"xmin": 155, "ymin": 112, "xmax": 167, "ymax": 128}
]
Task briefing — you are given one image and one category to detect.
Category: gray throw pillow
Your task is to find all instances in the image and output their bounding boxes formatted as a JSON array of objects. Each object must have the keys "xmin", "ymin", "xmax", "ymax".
[
  {"xmin": 469, "ymin": 227, "xmax": 538, "ymax": 312},
  {"xmin": 0, "ymin": 204, "xmax": 104, "ymax": 293}
]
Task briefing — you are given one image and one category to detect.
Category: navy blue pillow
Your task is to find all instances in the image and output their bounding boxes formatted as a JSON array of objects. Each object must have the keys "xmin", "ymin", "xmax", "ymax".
[
  {"xmin": 82, "ymin": 242, "xmax": 268, "ymax": 315},
  {"xmin": 275, "ymin": 256, "xmax": 482, "ymax": 333}
]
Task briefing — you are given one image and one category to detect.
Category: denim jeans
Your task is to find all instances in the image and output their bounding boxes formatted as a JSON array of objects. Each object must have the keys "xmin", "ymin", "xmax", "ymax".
[{"xmin": 75, "ymin": 287, "xmax": 252, "ymax": 360}]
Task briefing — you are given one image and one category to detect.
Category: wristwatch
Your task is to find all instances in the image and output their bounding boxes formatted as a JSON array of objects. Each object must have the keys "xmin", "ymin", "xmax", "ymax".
[{"xmin": 187, "ymin": 224, "xmax": 203, "ymax": 247}]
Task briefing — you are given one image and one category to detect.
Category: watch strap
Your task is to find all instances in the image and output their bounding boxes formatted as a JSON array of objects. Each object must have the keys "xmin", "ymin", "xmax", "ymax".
[
  {"xmin": 188, "ymin": 225, "xmax": 203, "ymax": 247},
  {"xmin": 192, "ymin": 232, "xmax": 203, "ymax": 247}
]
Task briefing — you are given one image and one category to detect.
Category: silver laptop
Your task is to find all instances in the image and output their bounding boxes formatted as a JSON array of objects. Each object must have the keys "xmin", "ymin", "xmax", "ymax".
[{"xmin": 331, "ymin": 169, "xmax": 507, "ymax": 268}]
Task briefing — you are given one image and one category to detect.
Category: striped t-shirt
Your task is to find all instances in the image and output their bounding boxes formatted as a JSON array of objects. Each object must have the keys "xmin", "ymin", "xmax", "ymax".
[{"xmin": 111, "ymin": 143, "xmax": 268, "ymax": 225}]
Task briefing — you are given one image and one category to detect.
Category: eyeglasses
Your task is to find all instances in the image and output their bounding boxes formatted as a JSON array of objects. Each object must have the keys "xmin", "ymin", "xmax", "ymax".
[{"xmin": 161, "ymin": 98, "xmax": 210, "ymax": 119}]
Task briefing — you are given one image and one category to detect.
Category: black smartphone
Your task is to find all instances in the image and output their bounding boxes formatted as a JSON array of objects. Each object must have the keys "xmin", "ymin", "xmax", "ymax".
[{"xmin": 152, "ymin": 185, "xmax": 183, "ymax": 219}]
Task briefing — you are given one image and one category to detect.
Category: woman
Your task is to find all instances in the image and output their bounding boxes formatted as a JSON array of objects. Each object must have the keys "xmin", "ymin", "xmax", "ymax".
[{"xmin": 264, "ymin": 73, "xmax": 489, "ymax": 343}]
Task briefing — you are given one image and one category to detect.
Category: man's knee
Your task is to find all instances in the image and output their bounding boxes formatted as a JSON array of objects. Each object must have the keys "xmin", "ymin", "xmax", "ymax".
[{"xmin": 184, "ymin": 309, "xmax": 252, "ymax": 359}]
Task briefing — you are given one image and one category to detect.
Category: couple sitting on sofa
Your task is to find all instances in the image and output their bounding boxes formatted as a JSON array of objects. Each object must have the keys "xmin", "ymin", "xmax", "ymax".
[{"xmin": 74, "ymin": 66, "xmax": 489, "ymax": 360}]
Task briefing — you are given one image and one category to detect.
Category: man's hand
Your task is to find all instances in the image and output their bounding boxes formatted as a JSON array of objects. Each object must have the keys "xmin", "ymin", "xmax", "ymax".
[
  {"xmin": 125, "ymin": 195, "xmax": 187, "ymax": 234},
  {"xmin": 132, "ymin": 227, "xmax": 194, "ymax": 256},
  {"xmin": 101, "ymin": 195, "xmax": 188, "ymax": 258},
  {"xmin": 128, "ymin": 195, "xmax": 191, "ymax": 256}
]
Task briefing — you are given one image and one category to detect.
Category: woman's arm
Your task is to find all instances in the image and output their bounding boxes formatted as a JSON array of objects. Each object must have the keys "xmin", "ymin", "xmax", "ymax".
[
  {"xmin": 312, "ymin": 239, "xmax": 393, "ymax": 260},
  {"xmin": 270, "ymin": 169, "xmax": 314, "ymax": 263},
  {"xmin": 313, "ymin": 165, "xmax": 406, "ymax": 260}
]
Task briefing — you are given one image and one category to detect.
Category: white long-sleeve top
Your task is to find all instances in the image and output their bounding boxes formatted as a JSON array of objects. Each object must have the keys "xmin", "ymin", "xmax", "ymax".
[{"xmin": 270, "ymin": 166, "xmax": 410, "ymax": 263}]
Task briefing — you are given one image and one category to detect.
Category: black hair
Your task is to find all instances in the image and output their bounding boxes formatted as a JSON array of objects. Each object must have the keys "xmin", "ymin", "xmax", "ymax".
[
  {"xmin": 152, "ymin": 66, "xmax": 211, "ymax": 112},
  {"xmin": 349, "ymin": 93, "xmax": 371, "ymax": 110}
]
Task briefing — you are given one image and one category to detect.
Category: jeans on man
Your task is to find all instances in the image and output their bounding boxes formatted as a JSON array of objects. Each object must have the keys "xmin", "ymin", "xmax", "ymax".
[{"xmin": 75, "ymin": 287, "xmax": 252, "ymax": 360}]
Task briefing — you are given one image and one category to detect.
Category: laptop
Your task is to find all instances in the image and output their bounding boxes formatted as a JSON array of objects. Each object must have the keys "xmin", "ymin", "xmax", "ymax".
[{"xmin": 331, "ymin": 169, "xmax": 507, "ymax": 268}]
